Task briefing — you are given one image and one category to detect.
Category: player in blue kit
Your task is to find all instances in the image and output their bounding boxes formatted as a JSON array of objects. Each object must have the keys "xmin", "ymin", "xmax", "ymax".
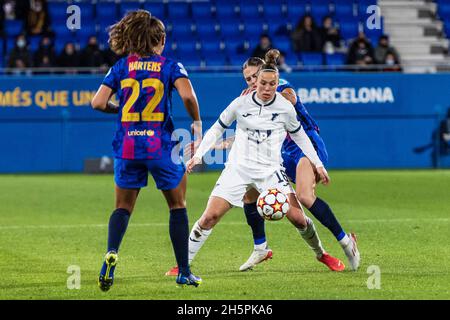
[
  {"xmin": 237, "ymin": 50, "xmax": 360, "ymax": 271},
  {"xmin": 91, "ymin": 10, "xmax": 202, "ymax": 291}
]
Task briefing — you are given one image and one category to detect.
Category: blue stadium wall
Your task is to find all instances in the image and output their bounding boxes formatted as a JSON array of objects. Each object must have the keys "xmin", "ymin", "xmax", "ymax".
[{"xmin": 0, "ymin": 72, "xmax": 449, "ymax": 173}]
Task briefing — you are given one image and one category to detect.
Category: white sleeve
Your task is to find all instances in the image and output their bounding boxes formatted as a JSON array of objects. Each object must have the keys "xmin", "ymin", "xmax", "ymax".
[
  {"xmin": 217, "ymin": 97, "xmax": 240, "ymax": 129},
  {"xmin": 193, "ymin": 98, "xmax": 240, "ymax": 158},
  {"xmin": 193, "ymin": 121, "xmax": 226, "ymax": 159},
  {"xmin": 289, "ymin": 127, "xmax": 324, "ymax": 168}
]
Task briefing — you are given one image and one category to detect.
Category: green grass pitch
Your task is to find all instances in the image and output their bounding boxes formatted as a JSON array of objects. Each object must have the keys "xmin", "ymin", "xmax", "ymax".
[{"xmin": 0, "ymin": 170, "xmax": 449, "ymax": 300}]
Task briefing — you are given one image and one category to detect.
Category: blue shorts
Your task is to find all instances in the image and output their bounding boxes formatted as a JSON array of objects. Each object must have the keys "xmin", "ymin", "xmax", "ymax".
[
  {"xmin": 282, "ymin": 130, "xmax": 328, "ymax": 184},
  {"xmin": 114, "ymin": 155, "xmax": 185, "ymax": 190}
]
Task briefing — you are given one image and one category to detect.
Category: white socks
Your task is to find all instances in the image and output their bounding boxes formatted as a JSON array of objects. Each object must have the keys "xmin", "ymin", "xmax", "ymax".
[
  {"xmin": 338, "ymin": 234, "xmax": 351, "ymax": 248},
  {"xmin": 254, "ymin": 241, "xmax": 268, "ymax": 251},
  {"xmin": 188, "ymin": 220, "xmax": 212, "ymax": 264},
  {"xmin": 298, "ymin": 217, "xmax": 325, "ymax": 258}
]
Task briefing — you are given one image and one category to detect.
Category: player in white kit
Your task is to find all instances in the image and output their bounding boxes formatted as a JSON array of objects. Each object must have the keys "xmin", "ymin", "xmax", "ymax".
[{"xmin": 184, "ymin": 57, "xmax": 344, "ymax": 272}]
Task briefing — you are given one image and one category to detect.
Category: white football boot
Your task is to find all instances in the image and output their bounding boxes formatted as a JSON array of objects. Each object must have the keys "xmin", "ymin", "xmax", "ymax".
[
  {"xmin": 239, "ymin": 248, "xmax": 273, "ymax": 271},
  {"xmin": 342, "ymin": 233, "xmax": 360, "ymax": 271}
]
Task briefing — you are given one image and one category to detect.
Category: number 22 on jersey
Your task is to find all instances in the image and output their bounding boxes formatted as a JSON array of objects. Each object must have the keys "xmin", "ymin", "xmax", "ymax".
[{"xmin": 120, "ymin": 78, "xmax": 164, "ymax": 122}]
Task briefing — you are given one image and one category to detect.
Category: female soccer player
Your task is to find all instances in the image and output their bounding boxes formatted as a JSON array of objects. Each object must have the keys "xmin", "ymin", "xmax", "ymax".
[
  {"xmin": 91, "ymin": 10, "xmax": 202, "ymax": 291},
  {"xmin": 238, "ymin": 50, "xmax": 360, "ymax": 271},
  {"xmin": 181, "ymin": 54, "xmax": 344, "ymax": 275}
]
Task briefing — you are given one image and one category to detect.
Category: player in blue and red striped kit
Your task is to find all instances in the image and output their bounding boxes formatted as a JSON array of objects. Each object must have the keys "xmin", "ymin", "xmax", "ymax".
[{"xmin": 91, "ymin": 10, "xmax": 202, "ymax": 291}]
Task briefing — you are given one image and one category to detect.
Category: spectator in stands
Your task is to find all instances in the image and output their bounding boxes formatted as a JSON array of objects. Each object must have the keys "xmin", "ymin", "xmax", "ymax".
[
  {"xmin": 57, "ymin": 42, "xmax": 80, "ymax": 70},
  {"xmin": 382, "ymin": 51, "xmax": 402, "ymax": 72},
  {"xmin": 374, "ymin": 35, "xmax": 400, "ymax": 65},
  {"xmin": 34, "ymin": 35, "xmax": 56, "ymax": 67},
  {"xmin": 277, "ymin": 51, "xmax": 293, "ymax": 73},
  {"xmin": 291, "ymin": 14, "xmax": 322, "ymax": 53},
  {"xmin": 1, "ymin": 0, "xmax": 27, "ymax": 20},
  {"xmin": 251, "ymin": 34, "xmax": 272, "ymax": 59},
  {"xmin": 347, "ymin": 32, "xmax": 375, "ymax": 66},
  {"xmin": 319, "ymin": 16, "xmax": 342, "ymax": 53},
  {"xmin": 7, "ymin": 33, "xmax": 33, "ymax": 68},
  {"xmin": 103, "ymin": 48, "xmax": 121, "ymax": 67},
  {"xmin": 80, "ymin": 35, "xmax": 105, "ymax": 68},
  {"xmin": 25, "ymin": 0, "xmax": 50, "ymax": 36}
]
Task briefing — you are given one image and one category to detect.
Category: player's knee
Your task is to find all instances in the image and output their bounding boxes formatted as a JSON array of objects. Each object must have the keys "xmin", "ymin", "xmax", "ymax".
[
  {"xmin": 167, "ymin": 200, "xmax": 186, "ymax": 210},
  {"xmin": 297, "ymin": 191, "xmax": 316, "ymax": 209},
  {"xmin": 115, "ymin": 204, "xmax": 134, "ymax": 215},
  {"xmin": 201, "ymin": 211, "xmax": 221, "ymax": 229}
]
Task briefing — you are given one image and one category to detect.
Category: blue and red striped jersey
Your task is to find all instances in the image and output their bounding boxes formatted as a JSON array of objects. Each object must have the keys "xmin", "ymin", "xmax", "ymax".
[{"xmin": 102, "ymin": 54, "xmax": 188, "ymax": 160}]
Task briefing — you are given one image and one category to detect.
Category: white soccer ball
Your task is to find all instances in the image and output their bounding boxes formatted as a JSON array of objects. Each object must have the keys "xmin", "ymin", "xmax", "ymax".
[{"xmin": 256, "ymin": 188, "xmax": 290, "ymax": 221}]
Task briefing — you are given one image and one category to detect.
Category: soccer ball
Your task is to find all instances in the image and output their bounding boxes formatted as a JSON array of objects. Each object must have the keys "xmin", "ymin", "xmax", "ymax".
[{"xmin": 256, "ymin": 188, "xmax": 290, "ymax": 221}]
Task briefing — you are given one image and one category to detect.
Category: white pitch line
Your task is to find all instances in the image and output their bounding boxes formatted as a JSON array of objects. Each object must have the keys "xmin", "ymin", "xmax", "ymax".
[{"xmin": 0, "ymin": 218, "xmax": 449, "ymax": 230}]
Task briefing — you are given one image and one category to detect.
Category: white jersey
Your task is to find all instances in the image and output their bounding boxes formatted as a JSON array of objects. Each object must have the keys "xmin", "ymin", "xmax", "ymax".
[{"xmin": 216, "ymin": 92, "xmax": 303, "ymax": 178}]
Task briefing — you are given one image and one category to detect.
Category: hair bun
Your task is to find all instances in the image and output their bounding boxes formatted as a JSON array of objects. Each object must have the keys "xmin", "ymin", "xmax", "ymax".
[{"xmin": 265, "ymin": 49, "xmax": 280, "ymax": 65}]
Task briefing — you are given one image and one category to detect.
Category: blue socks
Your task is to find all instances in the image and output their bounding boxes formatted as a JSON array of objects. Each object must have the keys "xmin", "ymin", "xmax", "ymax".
[
  {"xmin": 308, "ymin": 198, "xmax": 346, "ymax": 241},
  {"xmin": 169, "ymin": 208, "xmax": 190, "ymax": 276},
  {"xmin": 107, "ymin": 208, "xmax": 131, "ymax": 252},
  {"xmin": 244, "ymin": 202, "xmax": 266, "ymax": 245}
]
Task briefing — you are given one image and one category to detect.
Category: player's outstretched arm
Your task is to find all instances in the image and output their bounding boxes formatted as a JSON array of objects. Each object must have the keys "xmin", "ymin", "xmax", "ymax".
[
  {"xmin": 174, "ymin": 78, "xmax": 202, "ymax": 137},
  {"xmin": 91, "ymin": 85, "xmax": 119, "ymax": 114},
  {"xmin": 186, "ymin": 121, "xmax": 226, "ymax": 173}
]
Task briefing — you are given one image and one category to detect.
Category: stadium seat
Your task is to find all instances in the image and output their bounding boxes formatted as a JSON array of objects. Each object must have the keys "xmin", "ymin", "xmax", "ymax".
[
  {"xmin": 175, "ymin": 41, "xmax": 200, "ymax": 56},
  {"xmin": 309, "ymin": 3, "xmax": 331, "ymax": 23},
  {"xmin": 78, "ymin": 3, "xmax": 94, "ymax": 22},
  {"xmin": 286, "ymin": 3, "xmax": 307, "ymax": 23},
  {"xmin": 283, "ymin": 52, "xmax": 299, "ymax": 66},
  {"xmin": 28, "ymin": 36, "xmax": 42, "ymax": 52},
  {"xmin": 97, "ymin": 3, "xmax": 118, "ymax": 24},
  {"xmin": 262, "ymin": 2, "xmax": 285, "ymax": 20},
  {"xmin": 340, "ymin": 21, "xmax": 360, "ymax": 40},
  {"xmin": 274, "ymin": 37, "xmax": 292, "ymax": 54},
  {"xmin": 240, "ymin": 3, "xmax": 263, "ymax": 20},
  {"xmin": 215, "ymin": 4, "xmax": 239, "ymax": 20},
  {"xmin": 191, "ymin": 2, "xmax": 213, "ymax": 20},
  {"xmin": 4, "ymin": 20, "xmax": 23, "ymax": 37},
  {"xmin": 119, "ymin": 1, "xmax": 142, "ymax": 17},
  {"xmin": 54, "ymin": 40, "xmax": 70, "ymax": 55},
  {"xmin": 243, "ymin": 23, "xmax": 265, "ymax": 39},
  {"xmin": 142, "ymin": 3, "xmax": 166, "ymax": 19},
  {"xmin": 334, "ymin": 3, "xmax": 355, "ymax": 18},
  {"xmin": 220, "ymin": 23, "xmax": 245, "ymax": 40},
  {"xmin": 203, "ymin": 53, "xmax": 228, "ymax": 66},
  {"xmin": 171, "ymin": 24, "xmax": 196, "ymax": 41},
  {"xmin": 300, "ymin": 52, "xmax": 324, "ymax": 65},
  {"xmin": 201, "ymin": 41, "xmax": 224, "ymax": 56},
  {"xmin": 168, "ymin": 2, "xmax": 191, "ymax": 20},
  {"xmin": 48, "ymin": 2, "xmax": 69, "ymax": 24},
  {"xmin": 196, "ymin": 23, "xmax": 220, "ymax": 41},
  {"xmin": 325, "ymin": 53, "xmax": 346, "ymax": 66},
  {"xmin": 178, "ymin": 53, "xmax": 202, "ymax": 67},
  {"xmin": 225, "ymin": 38, "xmax": 247, "ymax": 55}
]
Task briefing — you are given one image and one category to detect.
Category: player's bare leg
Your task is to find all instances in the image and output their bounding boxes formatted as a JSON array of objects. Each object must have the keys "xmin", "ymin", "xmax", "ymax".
[
  {"xmin": 98, "ymin": 186, "xmax": 140, "ymax": 292},
  {"xmin": 296, "ymin": 158, "xmax": 359, "ymax": 271},
  {"xmin": 162, "ymin": 173, "xmax": 202, "ymax": 287},
  {"xmin": 240, "ymin": 188, "xmax": 273, "ymax": 272},
  {"xmin": 285, "ymin": 193, "xmax": 345, "ymax": 272}
]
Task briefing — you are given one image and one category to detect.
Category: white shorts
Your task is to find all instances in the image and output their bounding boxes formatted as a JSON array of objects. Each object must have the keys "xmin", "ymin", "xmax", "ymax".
[{"xmin": 210, "ymin": 164, "xmax": 295, "ymax": 208}]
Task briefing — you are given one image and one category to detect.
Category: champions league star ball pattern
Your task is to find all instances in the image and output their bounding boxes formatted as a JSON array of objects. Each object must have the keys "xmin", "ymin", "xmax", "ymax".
[{"xmin": 257, "ymin": 189, "xmax": 290, "ymax": 221}]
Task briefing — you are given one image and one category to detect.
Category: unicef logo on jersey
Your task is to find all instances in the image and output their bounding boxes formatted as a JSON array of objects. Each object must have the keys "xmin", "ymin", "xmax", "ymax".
[
  {"xmin": 247, "ymin": 129, "xmax": 272, "ymax": 144},
  {"xmin": 127, "ymin": 129, "xmax": 154, "ymax": 137}
]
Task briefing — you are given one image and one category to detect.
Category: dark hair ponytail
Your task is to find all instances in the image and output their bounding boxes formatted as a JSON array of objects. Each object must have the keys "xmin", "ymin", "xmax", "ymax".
[{"xmin": 261, "ymin": 49, "xmax": 280, "ymax": 72}]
